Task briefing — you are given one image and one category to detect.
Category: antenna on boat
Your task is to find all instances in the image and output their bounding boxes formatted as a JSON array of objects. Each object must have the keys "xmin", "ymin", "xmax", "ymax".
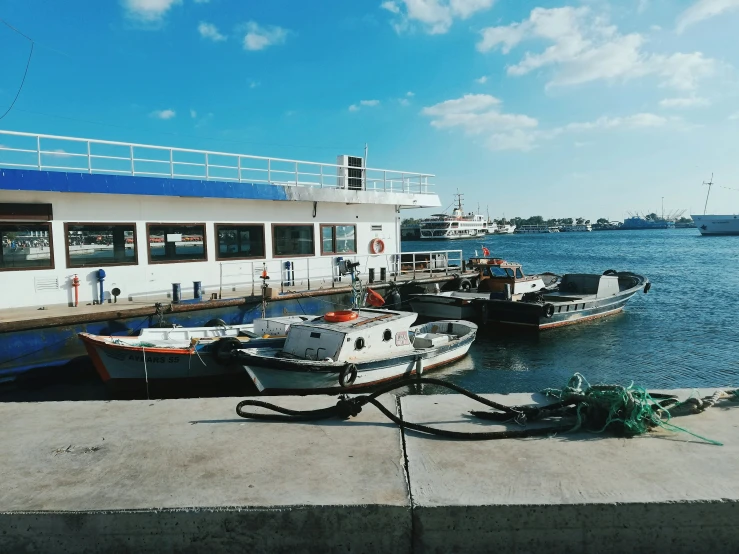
[{"xmin": 702, "ymin": 173, "xmax": 714, "ymax": 215}]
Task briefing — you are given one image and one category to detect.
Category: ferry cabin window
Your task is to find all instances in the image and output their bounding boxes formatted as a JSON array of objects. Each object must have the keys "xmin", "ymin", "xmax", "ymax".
[
  {"xmin": 65, "ymin": 223, "xmax": 136, "ymax": 267},
  {"xmin": 273, "ymin": 224, "xmax": 315, "ymax": 257},
  {"xmin": 320, "ymin": 224, "xmax": 356, "ymax": 255},
  {"xmin": 216, "ymin": 224, "xmax": 265, "ymax": 260},
  {"xmin": 147, "ymin": 224, "xmax": 207, "ymax": 263},
  {"xmin": 0, "ymin": 223, "xmax": 54, "ymax": 270},
  {"xmin": 515, "ymin": 268, "xmax": 523, "ymax": 279}
]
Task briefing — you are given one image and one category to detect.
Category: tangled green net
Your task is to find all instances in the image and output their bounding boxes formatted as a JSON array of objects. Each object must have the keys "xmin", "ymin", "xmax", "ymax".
[{"xmin": 541, "ymin": 373, "xmax": 725, "ymax": 446}]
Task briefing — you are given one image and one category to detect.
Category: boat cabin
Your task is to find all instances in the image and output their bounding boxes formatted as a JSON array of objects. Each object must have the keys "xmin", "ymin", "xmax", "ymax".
[
  {"xmin": 548, "ymin": 274, "xmax": 621, "ymax": 299},
  {"xmin": 468, "ymin": 258, "xmax": 551, "ymax": 298},
  {"xmin": 281, "ymin": 309, "xmax": 419, "ymax": 363}
]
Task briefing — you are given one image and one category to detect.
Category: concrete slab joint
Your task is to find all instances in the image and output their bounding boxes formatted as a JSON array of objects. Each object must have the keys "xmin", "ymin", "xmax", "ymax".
[{"xmin": 1, "ymin": 389, "xmax": 738, "ymax": 553}]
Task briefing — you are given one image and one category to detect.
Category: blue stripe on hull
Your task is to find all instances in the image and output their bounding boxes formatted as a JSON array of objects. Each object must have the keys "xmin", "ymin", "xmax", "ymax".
[{"xmin": 0, "ymin": 168, "xmax": 289, "ymax": 201}]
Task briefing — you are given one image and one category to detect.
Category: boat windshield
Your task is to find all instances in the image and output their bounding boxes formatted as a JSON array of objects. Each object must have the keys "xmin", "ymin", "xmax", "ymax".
[{"xmin": 486, "ymin": 266, "xmax": 509, "ymax": 277}]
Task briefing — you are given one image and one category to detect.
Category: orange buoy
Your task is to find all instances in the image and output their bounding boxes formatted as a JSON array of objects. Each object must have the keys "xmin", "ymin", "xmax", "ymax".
[
  {"xmin": 369, "ymin": 238, "xmax": 385, "ymax": 254},
  {"xmin": 324, "ymin": 310, "xmax": 359, "ymax": 323}
]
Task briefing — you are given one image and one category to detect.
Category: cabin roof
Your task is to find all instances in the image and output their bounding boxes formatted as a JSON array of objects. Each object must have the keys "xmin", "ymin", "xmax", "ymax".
[{"xmin": 291, "ymin": 309, "xmax": 417, "ymax": 333}]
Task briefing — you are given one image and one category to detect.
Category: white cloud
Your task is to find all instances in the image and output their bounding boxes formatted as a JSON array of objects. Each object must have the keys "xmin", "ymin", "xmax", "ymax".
[
  {"xmin": 249, "ymin": 80, "xmax": 260, "ymax": 89},
  {"xmin": 399, "ymin": 98, "xmax": 410, "ymax": 106},
  {"xmin": 198, "ymin": 22, "xmax": 226, "ymax": 41},
  {"xmin": 637, "ymin": 0, "xmax": 649, "ymax": 13},
  {"xmin": 422, "ymin": 94, "xmax": 538, "ymax": 151},
  {"xmin": 729, "ymin": 111, "xmax": 739, "ymax": 120},
  {"xmin": 150, "ymin": 109, "xmax": 176, "ymax": 119},
  {"xmin": 122, "ymin": 0, "xmax": 181, "ymax": 22},
  {"xmin": 243, "ymin": 21, "xmax": 289, "ymax": 51},
  {"xmin": 659, "ymin": 96, "xmax": 710, "ymax": 108},
  {"xmin": 382, "ymin": 0, "xmax": 495, "ymax": 34},
  {"xmin": 477, "ymin": 6, "xmax": 719, "ymax": 90},
  {"xmin": 190, "ymin": 109, "xmax": 197, "ymax": 118},
  {"xmin": 677, "ymin": 0, "xmax": 739, "ymax": 33},
  {"xmin": 475, "ymin": 75, "xmax": 488, "ymax": 84},
  {"xmin": 650, "ymin": 24, "xmax": 662, "ymax": 31},
  {"xmin": 406, "ymin": 91, "xmax": 415, "ymax": 97},
  {"xmin": 349, "ymin": 100, "xmax": 380, "ymax": 111},
  {"xmin": 422, "ymin": 94, "xmax": 676, "ymax": 151},
  {"xmin": 193, "ymin": 0, "xmax": 210, "ymax": 3}
]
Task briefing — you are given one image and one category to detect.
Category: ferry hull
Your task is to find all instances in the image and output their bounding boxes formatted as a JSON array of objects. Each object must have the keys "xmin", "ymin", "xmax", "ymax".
[{"xmin": 691, "ymin": 215, "xmax": 739, "ymax": 236}]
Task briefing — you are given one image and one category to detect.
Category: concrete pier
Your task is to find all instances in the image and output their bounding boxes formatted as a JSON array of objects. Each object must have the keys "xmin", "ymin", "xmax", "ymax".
[{"xmin": 1, "ymin": 389, "xmax": 737, "ymax": 553}]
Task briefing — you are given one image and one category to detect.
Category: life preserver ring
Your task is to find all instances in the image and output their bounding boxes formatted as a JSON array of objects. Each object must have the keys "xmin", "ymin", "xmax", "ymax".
[
  {"xmin": 458, "ymin": 278, "xmax": 472, "ymax": 292},
  {"xmin": 370, "ymin": 238, "xmax": 385, "ymax": 254},
  {"xmin": 366, "ymin": 288, "xmax": 385, "ymax": 307},
  {"xmin": 339, "ymin": 363, "xmax": 358, "ymax": 387},
  {"xmin": 542, "ymin": 303, "xmax": 555, "ymax": 318},
  {"xmin": 324, "ymin": 310, "xmax": 359, "ymax": 323},
  {"xmin": 603, "ymin": 269, "xmax": 618, "ymax": 276},
  {"xmin": 205, "ymin": 318, "xmax": 227, "ymax": 327}
]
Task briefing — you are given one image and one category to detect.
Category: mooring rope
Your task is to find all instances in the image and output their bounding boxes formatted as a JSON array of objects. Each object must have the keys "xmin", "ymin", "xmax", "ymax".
[{"xmin": 235, "ymin": 374, "xmax": 736, "ymax": 445}]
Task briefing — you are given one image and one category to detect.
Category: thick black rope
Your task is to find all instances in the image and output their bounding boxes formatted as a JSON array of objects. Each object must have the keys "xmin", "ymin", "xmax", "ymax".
[{"xmin": 236, "ymin": 377, "xmax": 600, "ymax": 440}]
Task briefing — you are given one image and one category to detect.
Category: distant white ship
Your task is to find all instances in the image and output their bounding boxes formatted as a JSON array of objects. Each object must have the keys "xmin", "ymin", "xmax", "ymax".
[
  {"xmin": 691, "ymin": 175, "xmax": 739, "ymax": 236},
  {"xmin": 419, "ymin": 194, "xmax": 489, "ymax": 239}
]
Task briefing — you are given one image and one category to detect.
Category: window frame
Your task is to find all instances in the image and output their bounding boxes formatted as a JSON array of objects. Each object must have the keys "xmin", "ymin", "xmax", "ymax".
[
  {"xmin": 64, "ymin": 222, "xmax": 138, "ymax": 269},
  {"xmin": 214, "ymin": 223, "xmax": 266, "ymax": 261},
  {"xmin": 319, "ymin": 223, "xmax": 357, "ymax": 256},
  {"xmin": 146, "ymin": 222, "xmax": 208, "ymax": 265},
  {"xmin": 271, "ymin": 223, "xmax": 315, "ymax": 258},
  {"xmin": 0, "ymin": 221, "xmax": 55, "ymax": 272}
]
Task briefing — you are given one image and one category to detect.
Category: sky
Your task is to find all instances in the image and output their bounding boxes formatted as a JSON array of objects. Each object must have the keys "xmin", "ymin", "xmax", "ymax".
[{"xmin": 2, "ymin": 0, "xmax": 739, "ymax": 221}]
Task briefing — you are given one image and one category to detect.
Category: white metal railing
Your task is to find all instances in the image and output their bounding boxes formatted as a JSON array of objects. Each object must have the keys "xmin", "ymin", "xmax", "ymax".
[
  {"xmin": 0, "ymin": 130, "xmax": 434, "ymax": 195},
  {"xmin": 216, "ymin": 250, "xmax": 464, "ymax": 298}
]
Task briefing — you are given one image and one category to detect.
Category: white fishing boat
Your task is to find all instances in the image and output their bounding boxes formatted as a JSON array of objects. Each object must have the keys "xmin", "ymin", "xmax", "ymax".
[
  {"xmin": 221, "ymin": 308, "xmax": 477, "ymax": 394},
  {"xmin": 78, "ymin": 316, "xmax": 318, "ymax": 383}
]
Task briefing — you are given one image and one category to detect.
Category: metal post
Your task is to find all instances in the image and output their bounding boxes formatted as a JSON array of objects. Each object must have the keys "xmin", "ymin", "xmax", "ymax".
[
  {"xmin": 267, "ymin": 159, "xmax": 271, "ymax": 183},
  {"xmin": 36, "ymin": 136, "xmax": 41, "ymax": 169},
  {"xmin": 320, "ymin": 165, "xmax": 323, "ymax": 188},
  {"xmin": 130, "ymin": 145, "xmax": 135, "ymax": 175},
  {"xmin": 238, "ymin": 156, "xmax": 242, "ymax": 183},
  {"xmin": 87, "ymin": 141, "xmax": 92, "ymax": 173},
  {"xmin": 295, "ymin": 161, "xmax": 299, "ymax": 185},
  {"xmin": 383, "ymin": 171, "xmax": 386, "ymax": 192},
  {"xmin": 251, "ymin": 261, "xmax": 255, "ymax": 296},
  {"xmin": 205, "ymin": 153, "xmax": 209, "ymax": 179},
  {"xmin": 413, "ymin": 252, "xmax": 416, "ymax": 279},
  {"xmin": 306, "ymin": 257, "xmax": 310, "ymax": 290},
  {"xmin": 170, "ymin": 149, "xmax": 174, "ymax": 178}
]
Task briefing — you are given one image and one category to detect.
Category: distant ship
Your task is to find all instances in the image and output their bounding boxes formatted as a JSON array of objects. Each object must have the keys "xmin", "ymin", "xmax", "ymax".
[
  {"xmin": 419, "ymin": 194, "xmax": 489, "ymax": 239},
  {"xmin": 621, "ymin": 217, "xmax": 675, "ymax": 230},
  {"xmin": 691, "ymin": 175, "xmax": 739, "ymax": 236}
]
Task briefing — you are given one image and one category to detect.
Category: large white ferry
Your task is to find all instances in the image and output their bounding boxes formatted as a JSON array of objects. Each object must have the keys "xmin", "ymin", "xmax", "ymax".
[
  {"xmin": 691, "ymin": 175, "xmax": 739, "ymax": 236},
  {"xmin": 419, "ymin": 194, "xmax": 489, "ymax": 239},
  {"xmin": 0, "ymin": 130, "xmax": 474, "ymax": 379}
]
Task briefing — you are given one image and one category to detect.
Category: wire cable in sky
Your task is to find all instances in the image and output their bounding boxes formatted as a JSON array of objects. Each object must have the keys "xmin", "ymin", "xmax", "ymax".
[{"xmin": 0, "ymin": 18, "xmax": 35, "ymax": 121}]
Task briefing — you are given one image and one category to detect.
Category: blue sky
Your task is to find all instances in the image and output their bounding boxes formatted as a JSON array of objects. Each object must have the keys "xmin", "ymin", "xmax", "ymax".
[{"xmin": 2, "ymin": 0, "xmax": 739, "ymax": 220}]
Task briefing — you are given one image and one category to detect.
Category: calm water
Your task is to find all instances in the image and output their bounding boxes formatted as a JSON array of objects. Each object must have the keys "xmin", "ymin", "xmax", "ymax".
[{"xmin": 2, "ymin": 229, "xmax": 737, "ymax": 401}]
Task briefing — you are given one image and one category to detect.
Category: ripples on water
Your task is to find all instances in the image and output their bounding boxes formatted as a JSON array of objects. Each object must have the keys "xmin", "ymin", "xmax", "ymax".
[
  {"xmin": 2, "ymin": 229, "xmax": 737, "ymax": 401},
  {"xmin": 417, "ymin": 229, "xmax": 739, "ymax": 393}
]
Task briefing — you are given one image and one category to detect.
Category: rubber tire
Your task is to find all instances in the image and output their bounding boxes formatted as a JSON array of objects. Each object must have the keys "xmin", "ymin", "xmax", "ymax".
[
  {"xmin": 149, "ymin": 321, "xmax": 175, "ymax": 328},
  {"xmin": 603, "ymin": 269, "xmax": 618, "ymax": 276},
  {"xmin": 206, "ymin": 318, "xmax": 227, "ymax": 327},
  {"xmin": 214, "ymin": 337, "xmax": 241, "ymax": 365},
  {"xmin": 458, "ymin": 279, "xmax": 472, "ymax": 292},
  {"xmin": 339, "ymin": 363, "xmax": 358, "ymax": 388},
  {"xmin": 542, "ymin": 303, "xmax": 555, "ymax": 318},
  {"xmin": 643, "ymin": 282, "xmax": 651, "ymax": 294}
]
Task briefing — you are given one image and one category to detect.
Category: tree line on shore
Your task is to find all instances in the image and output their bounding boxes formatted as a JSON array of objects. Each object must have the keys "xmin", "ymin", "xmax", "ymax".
[{"xmin": 401, "ymin": 215, "xmax": 694, "ymax": 226}]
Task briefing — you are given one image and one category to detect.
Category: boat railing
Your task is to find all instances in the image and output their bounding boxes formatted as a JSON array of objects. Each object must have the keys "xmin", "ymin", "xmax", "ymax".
[
  {"xmin": 216, "ymin": 250, "xmax": 464, "ymax": 298},
  {"xmin": 0, "ymin": 130, "xmax": 434, "ymax": 195}
]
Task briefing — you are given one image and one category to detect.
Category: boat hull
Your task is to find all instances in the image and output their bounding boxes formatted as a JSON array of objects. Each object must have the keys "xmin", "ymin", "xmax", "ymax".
[
  {"xmin": 408, "ymin": 296, "xmax": 477, "ymax": 320},
  {"xmin": 242, "ymin": 327, "xmax": 476, "ymax": 394},
  {"xmin": 79, "ymin": 334, "xmax": 284, "ymax": 382},
  {"xmin": 691, "ymin": 215, "xmax": 739, "ymax": 236}
]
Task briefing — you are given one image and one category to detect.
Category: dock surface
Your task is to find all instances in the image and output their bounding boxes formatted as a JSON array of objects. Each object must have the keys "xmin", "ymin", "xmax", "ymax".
[{"xmin": 1, "ymin": 389, "xmax": 737, "ymax": 553}]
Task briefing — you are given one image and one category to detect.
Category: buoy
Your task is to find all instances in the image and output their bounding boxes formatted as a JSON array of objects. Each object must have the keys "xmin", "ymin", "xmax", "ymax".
[
  {"xmin": 366, "ymin": 288, "xmax": 385, "ymax": 307},
  {"xmin": 324, "ymin": 310, "xmax": 359, "ymax": 323},
  {"xmin": 369, "ymin": 238, "xmax": 385, "ymax": 254}
]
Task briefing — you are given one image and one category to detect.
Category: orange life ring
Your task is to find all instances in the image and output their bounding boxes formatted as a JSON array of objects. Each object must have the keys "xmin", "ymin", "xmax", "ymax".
[
  {"xmin": 366, "ymin": 288, "xmax": 385, "ymax": 307},
  {"xmin": 370, "ymin": 238, "xmax": 385, "ymax": 254},
  {"xmin": 324, "ymin": 310, "xmax": 359, "ymax": 323}
]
